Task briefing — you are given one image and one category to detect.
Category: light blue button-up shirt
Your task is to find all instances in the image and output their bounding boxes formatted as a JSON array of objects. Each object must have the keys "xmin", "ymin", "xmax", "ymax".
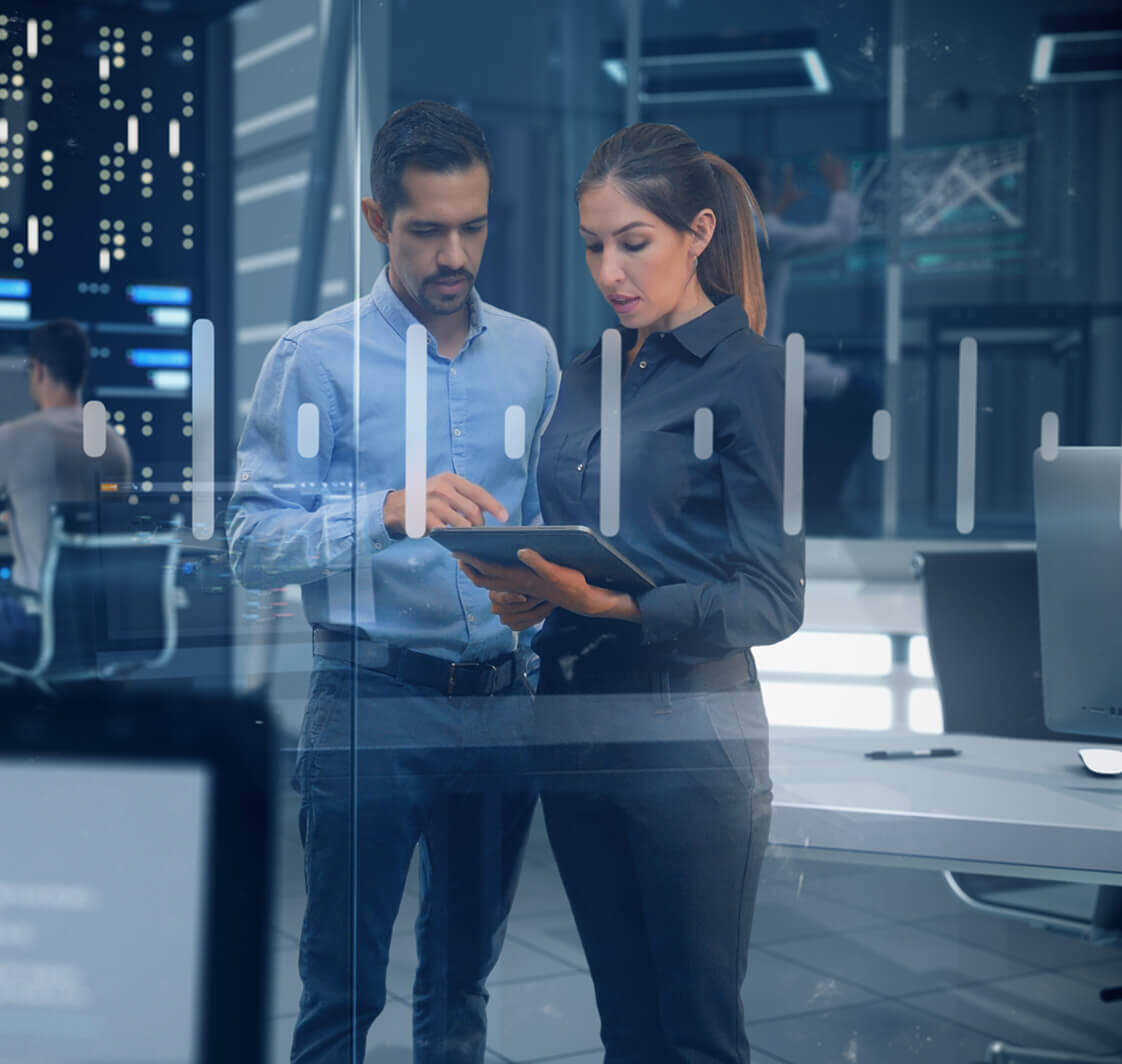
[{"xmin": 227, "ymin": 267, "xmax": 559, "ymax": 662}]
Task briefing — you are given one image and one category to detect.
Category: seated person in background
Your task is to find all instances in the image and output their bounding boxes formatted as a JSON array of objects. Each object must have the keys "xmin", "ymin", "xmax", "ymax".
[
  {"xmin": 729, "ymin": 152, "xmax": 881, "ymax": 535},
  {"xmin": 0, "ymin": 319, "xmax": 131, "ymax": 665}
]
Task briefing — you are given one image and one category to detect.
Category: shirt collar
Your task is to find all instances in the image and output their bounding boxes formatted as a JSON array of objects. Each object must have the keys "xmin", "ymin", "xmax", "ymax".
[
  {"xmin": 668, "ymin": 295, "xmax": 750, "ymax": 359},
  {"xmin": 617, "ymin": 295, "xmax": 749, "ymax": 362},
  {"xmin": 371, "ymin": 265, "xmax": 487, "ymax": 346}
]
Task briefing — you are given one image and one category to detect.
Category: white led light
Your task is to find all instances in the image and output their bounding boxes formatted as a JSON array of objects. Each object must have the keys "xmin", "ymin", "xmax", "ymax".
[
  {"xmin": 127, "ymin": 115, "xmax": 139, "ymax": 153},
  {"xmin": 801, "ymin": 48, "xmax": 831, "ymax": 92},
  {"xmin": 0, "ymin": 118, "xmax": 6, "ymax": 143},
  {"xmin": 168, "ymin": 118, "xmax": 180, "ymax": 158},
  {"xmin": 1032, "ymin": 35, "xmax": 1056, "ymax": 83},
  {"xmin": 99, "ymin": 248, "xmax": 110, "ymax": 273},
  {"xmin": 26, "ymin": 18, "xmax": 37, "ymax": 58},
  {"xmin": 27, "ymin": 215, "xmax": 37, "ymax": 255}
]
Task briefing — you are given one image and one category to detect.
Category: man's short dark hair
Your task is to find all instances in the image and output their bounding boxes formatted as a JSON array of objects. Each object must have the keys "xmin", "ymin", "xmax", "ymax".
[
  {"xmin": 369, "ymin": 100, "xmax": 492, "ymax": 224},
  {"xmin": 29, "ymin": 319, "xmax": 89, "ymax": 392}
]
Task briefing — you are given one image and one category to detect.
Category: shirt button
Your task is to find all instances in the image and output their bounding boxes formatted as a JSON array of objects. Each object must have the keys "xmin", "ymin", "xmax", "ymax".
[
  {"xmin": 466, "ymin": 613, "xmax": 475, "ymax": 623},
  {"xmin": 454, "ymin": 428, "xmax": 462, "ymax": 437},
  {"xmin": 576, "ymin": 462, "xmax": 584, "ymax": 471},
  {"xmin": 374, "ymin": 542, "xmax": 383, "ymax": 551},
  {"xmin": 639, "ymin": 360, "xmax": 647, "ymax": 369},
  {"xmin": 450, "ymin": 368, "xmax": 456, "ymax": 375}
]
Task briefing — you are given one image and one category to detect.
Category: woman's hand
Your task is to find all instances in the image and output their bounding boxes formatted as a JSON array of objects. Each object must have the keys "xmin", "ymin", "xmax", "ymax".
[
  {"xmin": 488, "ymin": 590, "xmax": 555, "ymax": 632},
  {"xmin": 456, "ymin": 548, "xmax": 640, "ymax": 626}
]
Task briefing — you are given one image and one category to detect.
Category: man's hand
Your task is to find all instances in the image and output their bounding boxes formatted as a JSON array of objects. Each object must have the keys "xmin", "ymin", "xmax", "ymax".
[
  {"xmin": 489, "ymin": 590, "xmax": 555, "ymax": 632},
  {"xmin": 457, "ymin": 549, "xmax": 640, "ymax": 626},
  {"xmin": 774, "ymin": 163, "xmax": 805, "ymax": 215},
  {"xmin": 817, "ymin": 151, "xmax": 850, "ymax": 192},
  {"xmin": 383, "ymin": 473, "xmax": 508, "ymax": 538}
]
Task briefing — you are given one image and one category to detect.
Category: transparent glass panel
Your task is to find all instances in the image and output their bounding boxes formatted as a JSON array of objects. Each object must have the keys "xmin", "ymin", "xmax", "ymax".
[{"xmin": 4, "ymin": 2, "xmax": 1119, "ymax": 1062}]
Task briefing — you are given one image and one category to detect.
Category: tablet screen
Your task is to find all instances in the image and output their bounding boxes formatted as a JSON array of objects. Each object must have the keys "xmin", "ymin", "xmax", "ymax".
[{"xmin": 431, "ymin": 525, "xmax": 656, "ymax": 591}]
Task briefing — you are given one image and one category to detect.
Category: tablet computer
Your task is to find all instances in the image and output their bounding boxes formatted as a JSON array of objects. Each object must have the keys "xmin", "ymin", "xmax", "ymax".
[{"xmin": 431, "ymin": 525, "xmax": 656, "ymax": 592}]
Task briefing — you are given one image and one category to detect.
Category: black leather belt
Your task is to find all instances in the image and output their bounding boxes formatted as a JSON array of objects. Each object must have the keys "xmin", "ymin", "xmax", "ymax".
[{"xmin": 312, "ymin": 627, "xmax": 517, "ymax": 697}]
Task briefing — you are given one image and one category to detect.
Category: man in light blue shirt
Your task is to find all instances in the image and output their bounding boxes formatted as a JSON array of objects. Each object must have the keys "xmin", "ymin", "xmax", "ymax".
[{"xmin": 228, "ymin": 101, "xmax": 558, "ymax": 1064}]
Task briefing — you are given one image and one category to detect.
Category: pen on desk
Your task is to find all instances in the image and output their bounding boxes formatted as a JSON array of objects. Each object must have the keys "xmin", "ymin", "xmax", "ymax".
[{"xmin": 864, "ymin": 747, "xmax": 962, "ymax": 760}]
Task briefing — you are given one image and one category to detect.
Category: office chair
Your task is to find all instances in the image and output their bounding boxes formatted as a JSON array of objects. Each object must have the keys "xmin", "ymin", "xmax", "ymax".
[
  {"xmin": 0, "ymin": 501, "xmax": 182, "ymax": 689},
  {"xmin": 914, "ymin": 549, "xmax": 1121, "ymax": 1063}
]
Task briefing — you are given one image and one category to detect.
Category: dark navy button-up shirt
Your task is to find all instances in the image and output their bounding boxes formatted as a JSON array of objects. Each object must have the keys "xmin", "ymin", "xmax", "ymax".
[{"xmin": 535, "ymin": 295, "xmax": 805, "ymax": 670}]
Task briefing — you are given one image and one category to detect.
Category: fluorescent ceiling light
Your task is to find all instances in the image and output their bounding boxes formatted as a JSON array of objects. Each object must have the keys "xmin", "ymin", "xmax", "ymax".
[
  {"xmin": 1031, "ymin": 12, "xmax": 1122, "ymax": 83},
  {"xmin": 602, "ymin": 30, "xmax": 831, "ymax": 103}
]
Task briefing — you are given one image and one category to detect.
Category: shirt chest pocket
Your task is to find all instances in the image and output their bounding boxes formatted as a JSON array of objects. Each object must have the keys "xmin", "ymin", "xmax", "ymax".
[
  {"xmin": 621, "ymin": 428, "xmax": 717, "ymax": 523},
  {"xmin": 548, "ymin": 431, "xmax": 593, "ymax": 482}
]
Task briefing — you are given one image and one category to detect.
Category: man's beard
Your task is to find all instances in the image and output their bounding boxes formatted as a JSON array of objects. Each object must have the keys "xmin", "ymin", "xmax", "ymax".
[{"xmin": 418, "ymin": 270, "xmax": 474, "ymax": 316}]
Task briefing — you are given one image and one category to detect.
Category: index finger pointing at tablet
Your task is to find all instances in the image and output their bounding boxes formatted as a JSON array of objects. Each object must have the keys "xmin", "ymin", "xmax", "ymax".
[{"xmin": 450, "ymin": 475, "xmax": 508, "ymax": 524}]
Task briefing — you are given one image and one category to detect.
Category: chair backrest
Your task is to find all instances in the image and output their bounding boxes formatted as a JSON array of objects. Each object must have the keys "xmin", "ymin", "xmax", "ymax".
[
  {"xmin": 34, "ymin": 502, "xmax": 181, "ymax": 681},
  {"xmin": 913, "ymin": 548, "xmax": 1081, "ymax": 741}
]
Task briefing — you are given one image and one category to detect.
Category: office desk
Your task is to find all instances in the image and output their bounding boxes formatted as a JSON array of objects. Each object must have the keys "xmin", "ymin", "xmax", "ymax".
[{"xmin": 768, "ymin": 727, "xmax": 1122, "ymax": 887}]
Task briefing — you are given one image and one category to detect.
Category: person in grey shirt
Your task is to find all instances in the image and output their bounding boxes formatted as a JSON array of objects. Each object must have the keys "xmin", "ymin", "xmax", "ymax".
[{"xmin": 0, "ymin": 319, "xmax": 131, "ymax": 662}]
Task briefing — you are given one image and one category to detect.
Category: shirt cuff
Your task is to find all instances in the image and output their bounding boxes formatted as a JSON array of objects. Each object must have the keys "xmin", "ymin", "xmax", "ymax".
[
  {"xmin": 363, "ymin": 489, "xmax": 395, "ymax": 554},
  {"xmin": 634, "ymin": 583, "xmax": 698, "ymax": 645}
]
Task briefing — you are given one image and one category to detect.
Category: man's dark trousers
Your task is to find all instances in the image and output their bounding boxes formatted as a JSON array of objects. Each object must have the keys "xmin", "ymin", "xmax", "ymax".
[{"xmin": 290, "ymin": 658, "xmax": 536, "ymax": 1064}]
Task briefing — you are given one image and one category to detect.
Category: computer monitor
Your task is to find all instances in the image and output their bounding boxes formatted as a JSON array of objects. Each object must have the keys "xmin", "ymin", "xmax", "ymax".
[
  {"xmin": 1033, "ymin": 446, "xmax": 1122, "ymax": 740},
  {"xmin": 0, "ymin": 684, "xmax": 273, "ymax": 1062}
]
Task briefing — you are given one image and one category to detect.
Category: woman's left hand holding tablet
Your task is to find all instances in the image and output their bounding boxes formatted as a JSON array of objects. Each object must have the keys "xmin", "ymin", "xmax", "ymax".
[{"xmin": 456, "ymin": 548, "xmax": 640, "ymax": 629}]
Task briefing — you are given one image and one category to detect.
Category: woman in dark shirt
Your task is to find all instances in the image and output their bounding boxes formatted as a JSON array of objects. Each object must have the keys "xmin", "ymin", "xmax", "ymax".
[{"xmin": 459, "ymin": 123, "xmax": 805, "ymax": 1061}]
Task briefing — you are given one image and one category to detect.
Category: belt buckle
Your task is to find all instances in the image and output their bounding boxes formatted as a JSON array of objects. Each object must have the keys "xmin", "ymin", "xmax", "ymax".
[{"xmin": 448, "ymin": 661, "xmax": 498, "ymax": 697}]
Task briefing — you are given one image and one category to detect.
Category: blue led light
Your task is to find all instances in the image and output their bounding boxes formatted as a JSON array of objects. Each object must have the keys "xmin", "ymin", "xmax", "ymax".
[
  {"xmin": 0, "ymin": 279, "xmax": 31, "ymax": 298},
  {"xmin": 0, "ymin": 567, "xmax": 11, "ymax": 581},
  {"xmin": 128, "ymin": 349, "xmax": 191, "ymax": 368},
  {"xmin": 126, "ymin": 284, "xmax": 192, "ymax": 306}
]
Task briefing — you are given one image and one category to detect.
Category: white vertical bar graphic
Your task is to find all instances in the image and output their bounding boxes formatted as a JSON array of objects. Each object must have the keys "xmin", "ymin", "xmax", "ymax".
[
  {"xmin": 783, "ymin": 333, "xmax": 806, "ymax": 536},
  {"xmin": 599, "ymin": 329, "xmax": 622, "ymax": 537},
  {"xmin": 27, "ymin": 19, "xmax": 38, "ymax": 58},
  {"xmin": 27, "ymin": 215, "xmax": 38, "ymax": 255},
  {"xmin": 1118, "ymin": 427, "xmax": 1122, "ymax": 531},
  {"xmin": 872, "ymin": 409, "xmax": 892, "ymax": 461},
  {"xmin": 297, "ymin": 402, "xmax": 319, "ymax": 458},
  {"xmin": 99, "ymin": 248, "xmax": 110, "ymax": 273},
  {"xmin": 885, "ymin": 264, "xmax": 902, "ymax": 365},
  {"xmin": 693, "ymin": 407, "xmax": 714, "ymax": 460},
  {"xmin": 404, "ymin": 324, "xmax": 427, "ymax": 539},
  {"xmin": 955, "ymin": 337, "xmax": 978, "ymax": 535},
  {"xmin": 127, "ymin": 115, "xmax": 139, "ymax": 154},
  {"xmin": 1040, "ymin": 411, "xmax": 1060, "ymax": 461},
  {"xmin": 82, "ymin": 401, "xmax": 107, "ymax": 458},
  {"xmin": 889, "ymin": 44, "xmax": 906, "ymax": 140},
  {"xmin": 0, "ymin": 118, "xmax": 7, "ymax": 143},
  {"xmin": 191, "ymin": 318, "xmax": 215, "ymax": 541},
  {"xmin": 168, "ymin": 119, "xmax": 181, "ymax": 158},
  {"xmin": 504, "ymin": 404, "xmax": 526, "ymax": 460},
  {"xmin": 99, "ymin": 56, "xmax": 110, "ymax": 80}
]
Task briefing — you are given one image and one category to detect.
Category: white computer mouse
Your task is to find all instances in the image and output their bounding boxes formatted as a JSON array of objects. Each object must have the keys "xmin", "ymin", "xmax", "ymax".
[{"xmin": 1078, "ymin": 748, "xmax": 1122, "ymax": 776}]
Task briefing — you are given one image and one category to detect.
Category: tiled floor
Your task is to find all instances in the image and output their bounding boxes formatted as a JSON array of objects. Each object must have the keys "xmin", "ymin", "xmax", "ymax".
[{"xmin": 268, "ymin": 794, "xmax": 1122, "ymax": 1063}]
